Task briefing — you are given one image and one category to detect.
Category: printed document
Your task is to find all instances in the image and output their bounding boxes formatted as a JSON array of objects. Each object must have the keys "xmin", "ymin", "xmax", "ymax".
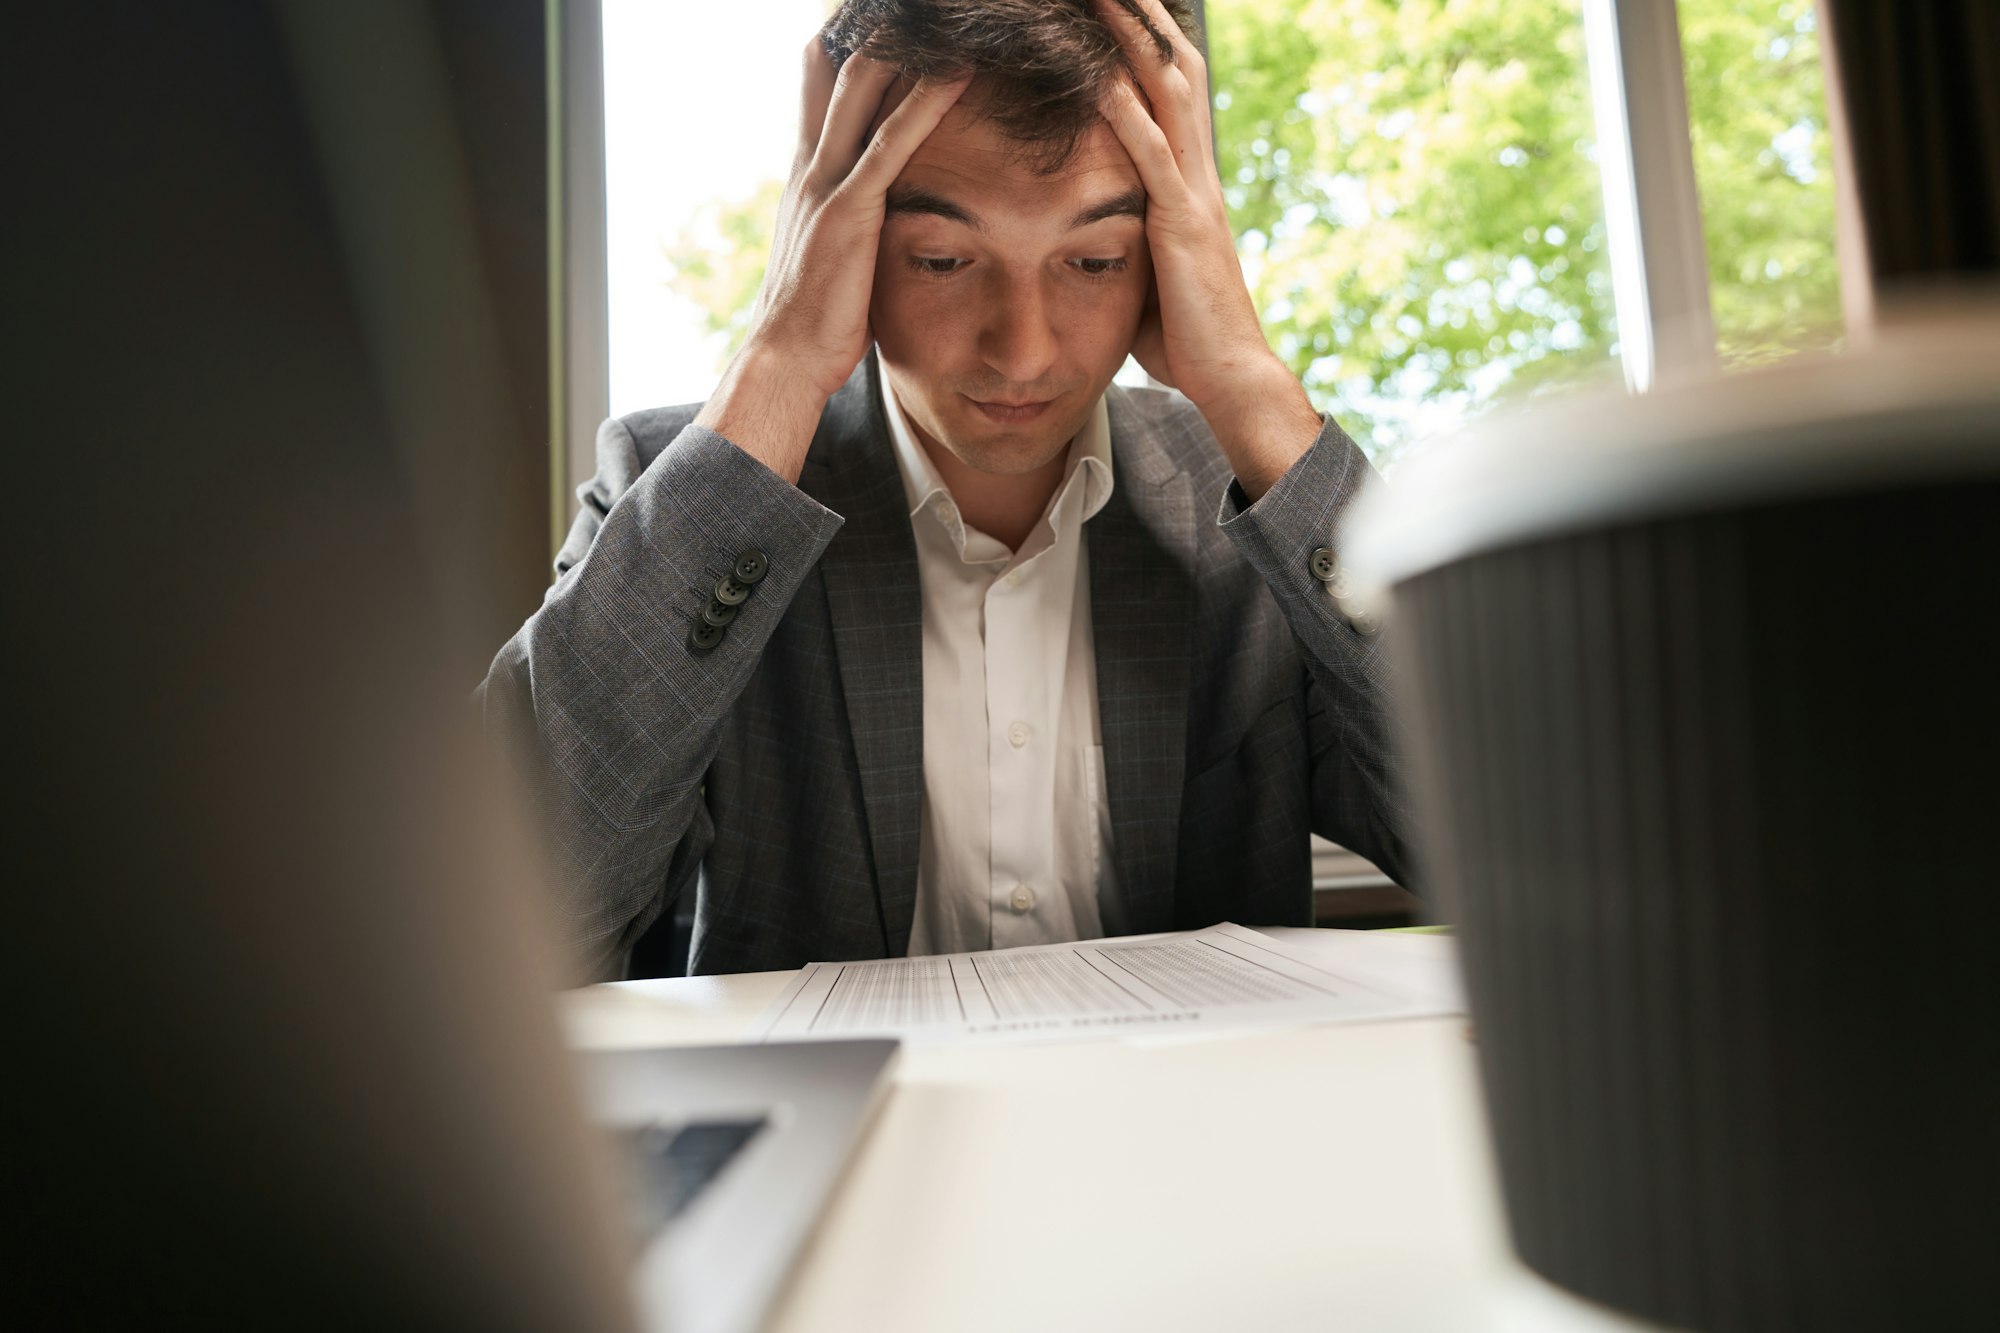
[{"xmin": 750, "ymin": 922, "xmax": 1460, "ymax": 1046}]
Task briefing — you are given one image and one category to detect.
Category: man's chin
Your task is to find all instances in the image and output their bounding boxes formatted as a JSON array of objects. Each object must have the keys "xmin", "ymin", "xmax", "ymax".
[
  {"xmin": 940, "ymin": 424, "xmax": 1077, "ymax": 476},
  {"xmin": 933, "ymin": 396, "xmax": 1091, "ymax": 475}
]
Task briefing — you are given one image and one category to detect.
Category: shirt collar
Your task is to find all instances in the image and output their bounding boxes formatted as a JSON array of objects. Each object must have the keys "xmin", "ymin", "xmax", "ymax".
[{"xmin": 880, "ymin": 370, "xmax": 1116, "ymax": 530}]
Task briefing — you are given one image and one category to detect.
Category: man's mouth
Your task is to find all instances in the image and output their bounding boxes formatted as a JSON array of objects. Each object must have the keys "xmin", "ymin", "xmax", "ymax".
[{"xmin": 964, "ymin": 394, "xmax": 1056, "ymax": 424}]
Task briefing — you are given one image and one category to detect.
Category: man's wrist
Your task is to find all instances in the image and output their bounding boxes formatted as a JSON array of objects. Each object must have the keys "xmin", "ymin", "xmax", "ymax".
[
  {"xmin": 1192, "ymin": 355, "xmax": 1322, "ymax": 503},
  {"xmin": 692, "ymin": 339, "xmax": 831, "ymax": 485}
]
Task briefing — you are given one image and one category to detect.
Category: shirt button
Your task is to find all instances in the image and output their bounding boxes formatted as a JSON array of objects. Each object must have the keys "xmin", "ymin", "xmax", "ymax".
[
  {"xmin": 998, "ymin": 571, "xmax": 1021, "ymax": 591},
  {"xmin": 1007, "ymin": 721, "xmax": 1032, "ymax": 748},
  {"xmin": 1009, "ymin": 883, "xmax": 1037, "ymax": 913}
]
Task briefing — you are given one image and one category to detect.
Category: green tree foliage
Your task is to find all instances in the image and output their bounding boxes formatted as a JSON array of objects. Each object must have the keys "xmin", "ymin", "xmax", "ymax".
[
  {"xmin": 664, "ymin": 0, "xmax": 1838, "ymax": 465},
  {"xmin": 1678, "ymin": 0, "xmax": 1841, "ymax": 366},
  {"xmin": 1212, "ymin": 0, "xmax": 1839, "ymax": 460},
  {"xmin": 664, "ymin": 178, "xmax": 787, "ymax": 361},
  {"xmin": 1211, "ymin": 0, "xmax": 1620, "ymax": 463}
]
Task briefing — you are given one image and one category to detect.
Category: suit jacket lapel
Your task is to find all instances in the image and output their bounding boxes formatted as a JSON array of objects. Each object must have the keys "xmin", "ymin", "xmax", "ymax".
[
  {"xmin": 1091, "ymin": 388, "xmax": 1195, "ymax": 936},
  {"xmin": 799, "ymin": 354, "xmax": 924, "ymax": 957}
]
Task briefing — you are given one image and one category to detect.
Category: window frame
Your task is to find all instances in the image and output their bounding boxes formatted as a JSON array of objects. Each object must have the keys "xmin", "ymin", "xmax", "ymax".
[
  {"xmin": 549, "ymin": 0, "xmax": 611, "ymax": 555},
  {"xmin": 1581, "ymin": 0, "xmax": 1719, "ymax": 391}
]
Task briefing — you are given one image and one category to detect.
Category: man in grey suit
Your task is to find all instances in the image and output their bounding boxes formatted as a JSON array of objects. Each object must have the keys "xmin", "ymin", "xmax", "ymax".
[{"xmin": 483, "ymin": 0, "xmax": 1411, "ymax": 980}]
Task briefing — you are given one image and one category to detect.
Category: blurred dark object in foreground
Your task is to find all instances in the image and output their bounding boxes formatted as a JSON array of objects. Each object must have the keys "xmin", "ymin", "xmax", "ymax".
[
  {"xmin": 1347, "ymin": 313, "xmax": 2000, "ymax": 1332},
  {"xmin": 1345, "ymin": 8, "xmax": 2000, "ymax": 1322},
  {"xmin": 4, "ymin": 4, "xmax": 630, "ymax": 1329}
]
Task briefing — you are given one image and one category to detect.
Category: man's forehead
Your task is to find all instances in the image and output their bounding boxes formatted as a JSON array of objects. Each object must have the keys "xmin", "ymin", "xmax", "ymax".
[{"xmin": 892, "ymin": 96, "xmax": 1139, "ymax": 202}]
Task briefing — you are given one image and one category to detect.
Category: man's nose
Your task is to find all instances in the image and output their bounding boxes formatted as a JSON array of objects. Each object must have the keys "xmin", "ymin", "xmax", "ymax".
[{"xmin": 978, "ymin": 276, "xmax": 1060, "ymax": 387}]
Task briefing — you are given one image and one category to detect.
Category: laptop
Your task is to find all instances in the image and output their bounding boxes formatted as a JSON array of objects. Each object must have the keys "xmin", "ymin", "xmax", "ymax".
[{"xmin": 581, "ymin": 1040, "xmax": 901, "ymax": 1333}]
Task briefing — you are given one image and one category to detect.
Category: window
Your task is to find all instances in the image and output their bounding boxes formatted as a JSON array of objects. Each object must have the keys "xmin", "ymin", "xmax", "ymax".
[
  {"xmin": 1210, "ymin": 0, "xmax": 1622, "ymax": 467},
  {"xmin": 1677, "ymin": 0, "xmax": 1842, "ymax": 366},
  {"xmin": 600, "ymin": 0, "xmax": 827, "ymax": 418},
  {"xmin": 587, "ymin": 0, "xmax": 1845, "ymax": 469}
]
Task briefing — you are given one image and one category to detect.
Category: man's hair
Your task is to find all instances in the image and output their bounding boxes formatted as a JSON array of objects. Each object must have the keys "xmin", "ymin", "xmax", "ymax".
[{"xmin": 820, "ymin": 0, "xmax": 1202, "ymax": 174}]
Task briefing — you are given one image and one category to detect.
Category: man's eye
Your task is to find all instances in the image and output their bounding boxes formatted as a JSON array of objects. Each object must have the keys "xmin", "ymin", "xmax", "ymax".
[
  {"xmin": 909, "ymin": 257, "xmax": 969, "ymax": 277},
  {"xmin": 1074, "ymin": 257, "xmax": 1128, "ymax": 278}
]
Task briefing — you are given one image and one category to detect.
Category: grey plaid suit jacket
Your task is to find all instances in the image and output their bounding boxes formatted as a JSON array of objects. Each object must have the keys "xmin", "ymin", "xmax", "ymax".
[{"xmin": 480, "ymin": 352, "xmax": 1410, "ymax": 980}]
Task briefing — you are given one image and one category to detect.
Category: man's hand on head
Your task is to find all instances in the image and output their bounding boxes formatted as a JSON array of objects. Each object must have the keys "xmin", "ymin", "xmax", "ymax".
[
  {"xmin": 1093, "ymin": 0, "xmax": 1322, "ymax": 501},
  {"xmin": 692, "ymin": 39, "xmax": 969, "ymax": 484}
]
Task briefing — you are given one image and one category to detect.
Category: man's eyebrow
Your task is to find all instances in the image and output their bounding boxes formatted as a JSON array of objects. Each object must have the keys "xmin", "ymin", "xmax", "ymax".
[
  {"xmin": 1068, "ymin": 187, "xmax": 1148, "ymax": 229},
  {"xmin": 884, "ymin": 186, "xmax": 986, "ymax": 232}
]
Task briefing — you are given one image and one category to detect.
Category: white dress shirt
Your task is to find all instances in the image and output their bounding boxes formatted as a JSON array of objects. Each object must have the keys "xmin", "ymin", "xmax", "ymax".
[{"xmin": 881, "ymin": 378, "xmax": 1120, "ymax": 955}]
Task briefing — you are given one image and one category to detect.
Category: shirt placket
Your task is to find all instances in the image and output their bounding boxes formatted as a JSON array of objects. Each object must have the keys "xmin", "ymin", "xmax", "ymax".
[
  {"xmin": 984, "ymin": 559, "xmax": 1048, "ymax": 949},
  {"xmin": 985, "ymin": 476, "xmax": 1090, "ymax": 949}
]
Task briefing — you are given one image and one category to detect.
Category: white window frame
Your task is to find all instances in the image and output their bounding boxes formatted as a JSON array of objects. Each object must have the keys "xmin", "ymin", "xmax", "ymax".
[{"xmin": 1581, "ymin": 0, "xmax": 1717, "ymax": 391}]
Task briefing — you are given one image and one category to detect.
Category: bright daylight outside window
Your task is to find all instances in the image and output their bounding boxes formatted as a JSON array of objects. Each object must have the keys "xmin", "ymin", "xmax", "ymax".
[
  {"xmin": 1209, "ymin": 0, "xmax": 1620, "ymax": 467},
  {"xmin": 603, "ymin": 0, "xmax": 1838, "ymax": 461},
  {"xmin": 601, "ymin": 0, "xmax": 829, "ymax": 418},
  {"xmin": 1677, "ymin": 0, "xmax": 1841, "ymax": 367}
]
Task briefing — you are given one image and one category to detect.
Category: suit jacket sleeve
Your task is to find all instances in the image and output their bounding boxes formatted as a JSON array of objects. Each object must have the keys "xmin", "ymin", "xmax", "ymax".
[
  {"xmin": 478, "ymin": 415, "xmax": 844, "ymax": 980},
  {"xmin": 1214, "ymin": 416, "xmax": 1415, "ymax": 887}
]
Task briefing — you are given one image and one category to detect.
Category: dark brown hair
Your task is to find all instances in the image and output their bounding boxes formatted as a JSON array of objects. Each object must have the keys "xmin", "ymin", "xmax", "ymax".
[{"xmin": 819, "ymin": 0, "xmax": 1202, "ymax": 173}]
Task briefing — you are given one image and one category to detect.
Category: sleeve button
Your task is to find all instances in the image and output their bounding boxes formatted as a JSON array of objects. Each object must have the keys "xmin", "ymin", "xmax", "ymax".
[
  {"xmin": 1309, "ymin": 546, "xmax": 1338, "ymax": 582},
  {"xmin": 732, "ymin": 549, "xmax": 769, "ymax": 585},
  {"xmin": 712, "ymin": 575, "xmax": 749, "ymax": 606},
  {"xmin": 688, "ymin": 621, "xmax": 725, "ymax": 654},
  {"xmin": 700, "ymin": 598, "xmax": 738, "ymax": 628}
]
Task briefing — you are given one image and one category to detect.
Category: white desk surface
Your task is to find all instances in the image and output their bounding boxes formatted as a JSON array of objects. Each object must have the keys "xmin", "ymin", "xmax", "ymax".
[{"xmin": 563, "ymin": 929, "xmax": 1675, "ymax": 1333}]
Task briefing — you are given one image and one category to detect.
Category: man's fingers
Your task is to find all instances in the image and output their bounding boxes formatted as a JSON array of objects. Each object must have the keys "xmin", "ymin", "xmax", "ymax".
[
  {"xmin": 843, "ymin": 73, "xmax": 972, "ymax": 195},
  {"xmin": 1100, "ymin": 77, "xmax": 1189, "ymax": 209},
  {"xmin": 1129, "ymin": 0, "xmax": 1209, "ymax": 101},
  {"xmin": 865, "ymin": 72, "xmax": 918, "ymax": 144},
  {"xmin": 1096, "ymin": 0, "xmax": 1176, "ymax": 66},
  {"xmin": 1093, "ymin": 0, "xmax": 1205, "ymax": 176},
  {"xmin": 807, "ymin": 54, "xmax": 902, "ymax": 189},
  {"xmin": 796, "ymin": 35, "xmax": 837, "ymax": 166}
]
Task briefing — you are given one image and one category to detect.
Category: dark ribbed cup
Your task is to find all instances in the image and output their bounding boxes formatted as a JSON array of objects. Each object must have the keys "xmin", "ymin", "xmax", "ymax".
[{"xmin": 1347, "ymin": 331, "xmax": 2000, "ymax": 1331}]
